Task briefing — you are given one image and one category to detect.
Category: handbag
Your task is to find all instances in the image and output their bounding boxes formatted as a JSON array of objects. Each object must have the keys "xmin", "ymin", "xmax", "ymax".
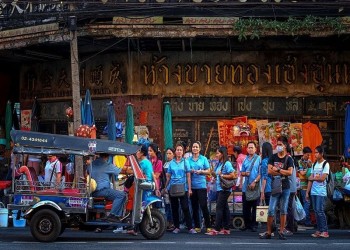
[
  {"xmin": 256, "ymin": 201, "xmax": 268, "ymax": 222},
  {"xmin": 293, "ymin": 195, "xmax": 306, "ymax": 221},
  {"xmin": 245, "ymin": 156, "xmax": 260, "ymax": 201},
  {"xmin": 169, "ymin": 183, "xmax": 185, "ymax": 197},
  {"xmin": 271, "ymin": 156, "xmax": 290, "ymax": 196},
  {"xmin": 220, "ymin": 176, "xmax": 235, "ymax": 190},
  {"xmin": 246, "ymin": 182, "xmax": 260, "ymax": 201},
  {"xmin": 271, "ymin": 176, "xmax": 282, "ymax": 196},
  {"xmin": 332, "ymin": 188, "xmax": 343, "ymax": 201},
  {"xmin": 218, "ymin": 161, "xmax": 235, "ymax": 190}
]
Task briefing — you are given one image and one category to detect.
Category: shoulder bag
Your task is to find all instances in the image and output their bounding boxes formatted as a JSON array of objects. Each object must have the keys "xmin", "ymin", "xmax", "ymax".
[
  {"xmin": 219, "ymin": 161, "xmax": 235, "ymax": 190},
  {"xmin": 271, "ymin": 155, "xmax": 289, "ymax": 196},
  {"xmin": 169, "ymin": 160, "xmax": 187, "ymax": 197},
  {"xmin": 169, "ymin": 183, "xmax": 185, "ymax": 197},
  {"xmin": 245, "ymin": 156, "xmax": 260, "ymax": 201}
]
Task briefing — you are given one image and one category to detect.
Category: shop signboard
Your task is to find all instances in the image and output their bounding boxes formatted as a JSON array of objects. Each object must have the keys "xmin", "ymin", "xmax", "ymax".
[
  {"xmin": 233, "ymin": 97, "xmax": 302, "ymax": 117},
  {"xmin": 165, "ymin": 97, "xmax": 232, "ymax": 117},
  {"xmin": 304, "ymin": 96, "xmax": 349, "ymax": 116}
]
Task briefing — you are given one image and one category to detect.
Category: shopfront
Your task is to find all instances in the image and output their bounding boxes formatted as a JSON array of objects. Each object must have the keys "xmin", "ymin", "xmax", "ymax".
[{"xmin": 18, "ymin": 49, "xmax": 350, "ymax": 160}]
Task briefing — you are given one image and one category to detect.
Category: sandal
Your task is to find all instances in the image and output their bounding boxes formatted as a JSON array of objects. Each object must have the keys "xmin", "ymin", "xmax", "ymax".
[
  {"xmin": 167, "ymin": 225, "xmax": 175, "ymax": 231},
  {"xmin": 95, "ymin": 228, "xmax": 102, "ymax": 233}
]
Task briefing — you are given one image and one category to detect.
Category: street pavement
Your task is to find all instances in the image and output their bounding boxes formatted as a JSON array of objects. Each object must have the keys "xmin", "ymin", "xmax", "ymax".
[{"xmin": 0, "ymin": 226, "xmax": 350, "ymax": 250}]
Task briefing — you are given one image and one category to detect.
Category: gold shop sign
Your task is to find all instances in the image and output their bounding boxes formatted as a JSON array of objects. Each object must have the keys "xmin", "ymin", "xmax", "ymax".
[{"xmin": 141, "ymin": 54, "xmax": 350, "ymax": 86}]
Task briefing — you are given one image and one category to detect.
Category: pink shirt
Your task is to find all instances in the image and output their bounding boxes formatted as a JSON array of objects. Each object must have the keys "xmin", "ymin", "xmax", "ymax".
[
  {"xmin": 236, "ymin": 153, "xmax": 247, "ymax": 173},
  {"xmin": 151, "ymin": 157, "xmax": 163, "ymax": 188}
]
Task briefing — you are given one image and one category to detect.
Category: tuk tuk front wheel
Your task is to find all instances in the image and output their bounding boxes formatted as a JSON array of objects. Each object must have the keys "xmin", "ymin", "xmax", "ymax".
[
  {"xmin": 30, "ymin": 209, "xmax": 62, "ymax": 242},
  {"xmin": 139, "ymin": 208, "xmax": 166, "ymax": 240}
]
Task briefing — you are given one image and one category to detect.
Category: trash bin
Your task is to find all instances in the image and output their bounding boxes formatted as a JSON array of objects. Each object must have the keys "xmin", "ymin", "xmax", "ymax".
[
  {"xmin": 0, "ymin": 202, "xmax": 8, "ymax": 227},
  {"xmin": 12, "ymin": 210, "xmax": 26, "ymax": 227}
]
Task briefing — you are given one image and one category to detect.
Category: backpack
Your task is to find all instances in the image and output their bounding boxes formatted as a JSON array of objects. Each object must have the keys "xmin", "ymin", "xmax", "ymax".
[{"xmin": 312, "ymin": 161, "xmax": 334, "ymax": 198}]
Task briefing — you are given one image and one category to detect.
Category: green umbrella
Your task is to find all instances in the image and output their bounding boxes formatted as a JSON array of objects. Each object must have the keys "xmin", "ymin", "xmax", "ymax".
[
  {"xmin": 5, "ymin": 100, "xmax": 12, "ymax": 149},
  {"xmin": 163, "ymin": 101, "xmax": 173, "ymax": 151},
  {"xmin": 125, "ymin": 103, "xmax": 134, "ymax": 144}
]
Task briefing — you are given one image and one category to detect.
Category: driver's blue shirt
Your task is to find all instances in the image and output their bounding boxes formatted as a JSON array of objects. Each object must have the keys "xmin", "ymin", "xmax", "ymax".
[{"xmin": 90, "ymin": 158, "xmax": 120, "ymax": 191}]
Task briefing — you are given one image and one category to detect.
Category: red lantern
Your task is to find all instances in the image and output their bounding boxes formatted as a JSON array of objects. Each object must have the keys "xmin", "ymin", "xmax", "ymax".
[
  {"xmin": 76, "ymin": 125, "xmax": 91, "ymax": 138},
  {"xmin": 65, "ymin": 107, "xmax": 73, "ymax": 119}
]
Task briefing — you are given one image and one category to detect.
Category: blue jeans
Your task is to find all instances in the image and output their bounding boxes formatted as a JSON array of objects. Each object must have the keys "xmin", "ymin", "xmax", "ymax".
[
  {"xmin": 300, "ymin": 189, "xmax": 311, "ymax": 225},
  {"xmin": 311, "ymin": 195, "xmax": 328, "ymax": 232},
  {"xmin": 93, "ymin": 188, "xmax": 126, "ymax": 217},
  {"xmin": 268, "ymin": 189, "xmax": 290, "ymax": 216}
]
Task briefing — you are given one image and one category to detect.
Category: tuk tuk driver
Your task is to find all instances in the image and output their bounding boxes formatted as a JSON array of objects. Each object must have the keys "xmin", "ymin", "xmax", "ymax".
[{"xmin": 90, "ymin": 153, "xmax": 126, "ymax": 223}]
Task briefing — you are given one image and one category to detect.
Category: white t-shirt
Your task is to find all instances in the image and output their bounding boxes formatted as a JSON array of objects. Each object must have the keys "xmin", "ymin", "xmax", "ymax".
[
  {"xmin": 310, "ymin": 160, "xmax": 330, "ymax": 197},
  {"xmin": 45, "ymin": 159, "xmax": 62, "ymax": 186}
]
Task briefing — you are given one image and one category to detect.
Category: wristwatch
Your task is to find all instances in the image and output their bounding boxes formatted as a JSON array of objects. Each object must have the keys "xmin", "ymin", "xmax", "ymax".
[
  {"xmin": 254, "ymin": 180, "xmax": 258, "ymax": 183},
  {"xmin": 277, "ymin": 168, "xmax": 281, "ymax": 173}
]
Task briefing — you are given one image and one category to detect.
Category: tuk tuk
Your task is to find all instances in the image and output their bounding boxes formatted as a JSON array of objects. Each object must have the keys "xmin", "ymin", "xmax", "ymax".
[{"xmin": 7, "ymin": 130, "xmax": 166, "ymax": 242}]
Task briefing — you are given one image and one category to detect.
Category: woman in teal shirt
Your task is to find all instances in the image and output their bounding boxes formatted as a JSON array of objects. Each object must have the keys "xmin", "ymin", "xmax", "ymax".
[
  {"xmin": 164, "ymin": 143, "xmax": 196, "ymax": 234},
  {"xmin": 189, "ymin": 141, "xmax": 211, "ymax": 233},
  {"xmin": 206, "ymin": 146, "xmax": 235, "ymax": 236}
]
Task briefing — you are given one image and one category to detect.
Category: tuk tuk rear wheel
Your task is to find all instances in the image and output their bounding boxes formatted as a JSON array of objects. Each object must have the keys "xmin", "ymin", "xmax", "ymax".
[
  {"xmin": 139, "ymin": 208, "xmax": 166, "ymax": 240},
  {"xmin": 30, "ymin": 209, "xmax": 62, "ymax": 242}
]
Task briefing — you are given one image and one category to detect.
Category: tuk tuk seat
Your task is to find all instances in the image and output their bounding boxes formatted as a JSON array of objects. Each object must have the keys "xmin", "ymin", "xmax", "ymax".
[{"xmin": 92, "ymin": 197, "xmax": 112, "ymax": 210}]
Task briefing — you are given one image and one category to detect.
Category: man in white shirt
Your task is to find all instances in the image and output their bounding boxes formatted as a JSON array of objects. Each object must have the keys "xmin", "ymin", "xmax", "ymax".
[{"xmin": 306, "ymin": 145, "xmax": 330, "ymax": 238}]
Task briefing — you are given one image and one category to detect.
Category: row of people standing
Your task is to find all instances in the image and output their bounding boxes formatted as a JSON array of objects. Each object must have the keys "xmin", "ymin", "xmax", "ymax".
[
  {"xmin": 163, "ymin": 142, "xmax": 236, "ymax": 235},
  {"xmin": 135, "ymin": 137, "xmax": 330, "ymax": 238},
  {"xmin": 259, "ymin": 137, "xmax": 330, "ymax": 239}
]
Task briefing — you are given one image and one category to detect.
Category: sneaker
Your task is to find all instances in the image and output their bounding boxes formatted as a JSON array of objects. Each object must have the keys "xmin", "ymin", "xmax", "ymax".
[
  {"xmin": 218, "ymin": 229, "xmax": 230, "ymax": 235},
  {"xmin": 311, "ymin": 231, "xmax": 321, "ymax": 238},
  {"xmin": 189, "ymin": 228, "xmax": 198, "ymax": 234},
  {"xmin": 259, "ymin": 231, "xmax": 274, "ymax": 237},
  {"xmin": 205, "ymin": 228, "xmax": 212, "ymax": 233},
  {"xmin": 194, "ymin": 228, "xmax": 202, "ymax": 233},
  {"xmin": 172, "ymin": 228, "xmax": 180, "ymax": 234},
  {"xmin": 167, "ymin": 225, "xmax": 176, "ymax": 231},
  {"xmin": 205, "ymin": 229, "xmax": 219, "ymax": 236},
  {"xmin": 319, "ymin": 232, "xmax": 329, "ymax": 238},
  {"xmin": 282, "ymin": 229, "xmax": 293, "ymax": 236},
  {"xmin": 259, "ymin": 232, "xmax": 271, "ymax": 239}
]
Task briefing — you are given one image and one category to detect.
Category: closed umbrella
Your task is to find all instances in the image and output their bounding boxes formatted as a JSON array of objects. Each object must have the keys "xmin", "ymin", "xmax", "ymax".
[
  {"xmin": 31, "ymin": 97, "xmax": 39, "ymax": 132},
  {"xmin": 107, "ymin": 101, "xmax": 116, "ymax": 141},
  {"xmin": 5, "ymin": 100, "xmax": 12, "ymax": 149},
  {"xmin": 125, "ymin": 103, "xmax": 134, "ymax": 144},
  {"xmin": 83, "ymin": 89, "xmax": 95, "ymax": 126},
  {"xmin": 345, "ymin": 102, "xmax": 350, "ymax": 158},
  {"xmin": 163, "ymin": 101, "xmax": 173, "ymax": 151}
]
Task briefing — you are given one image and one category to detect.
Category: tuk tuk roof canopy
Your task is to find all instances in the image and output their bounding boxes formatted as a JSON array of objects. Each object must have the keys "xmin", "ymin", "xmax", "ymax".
[{"xmin": 10, "ymin": 130, "xmax": 139, "ymax": 156}]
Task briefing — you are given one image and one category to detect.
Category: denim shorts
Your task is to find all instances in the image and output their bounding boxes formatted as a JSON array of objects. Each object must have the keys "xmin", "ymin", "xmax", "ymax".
[{"xmin": 268, "ymin": 188, "xmax": 290, "ymax": 216}]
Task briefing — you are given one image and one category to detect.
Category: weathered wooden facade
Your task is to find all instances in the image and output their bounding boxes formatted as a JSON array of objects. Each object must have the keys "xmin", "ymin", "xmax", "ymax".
[{"xmin": 1, "ymin": 1, "xmax": 350, "ymax": 159}]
